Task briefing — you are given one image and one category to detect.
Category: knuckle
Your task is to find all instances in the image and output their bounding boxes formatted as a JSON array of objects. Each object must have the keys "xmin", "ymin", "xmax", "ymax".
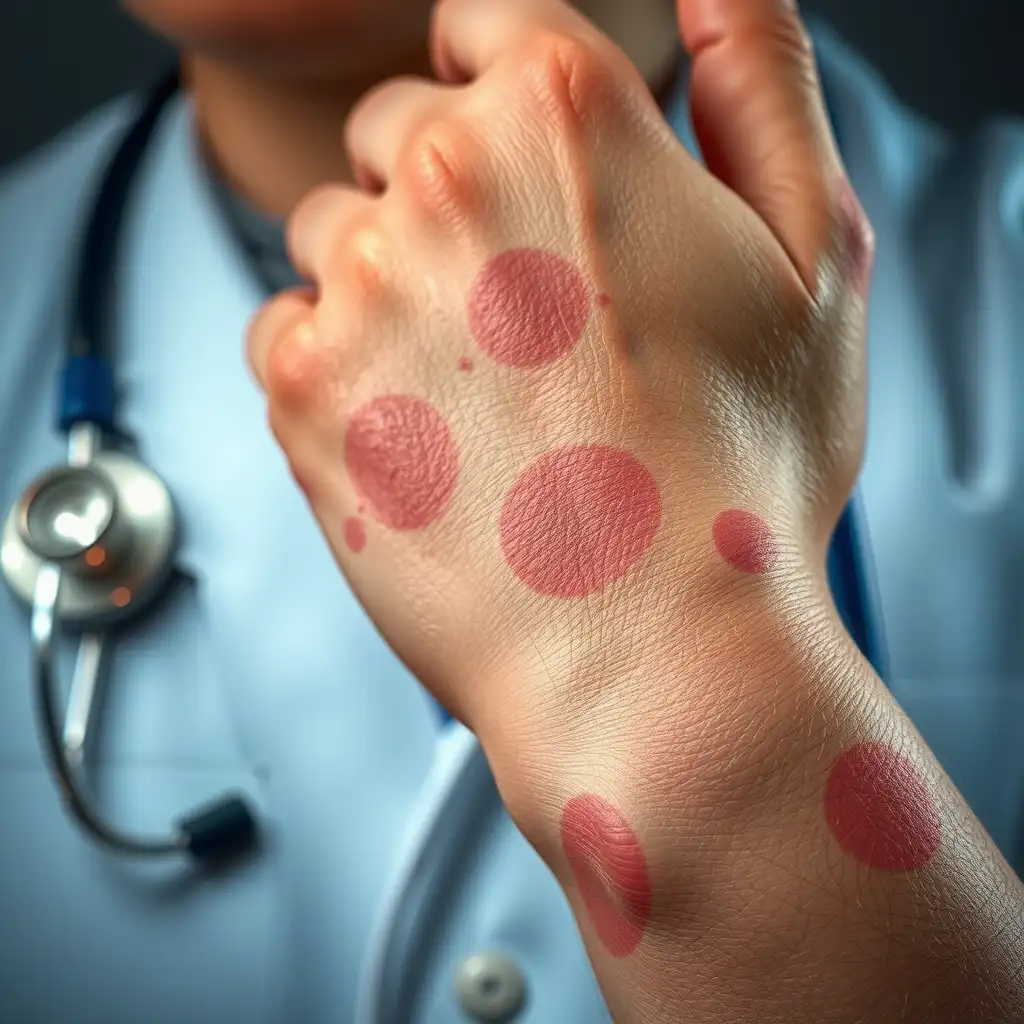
[
  {"xmin": 338, "ymin": 223, "xmax": 393, "ymax": 300},
  {"xmin": 762, "ymin": 7, "xmax": 815, "ymax": 68},
  {"xmin": 516, "ymin": 30, "xmax": 621, "ymax": 128},
  {"xmin": 401, "ymin": 118, "xmax": 484, "ymax": 226},
  {"xmin": 286, "ymin": 183, "xmax": 332, "ymax": 259},
  {"xmin": 265, "ymin": 321, "xmax": 330, "ymax": 409}
]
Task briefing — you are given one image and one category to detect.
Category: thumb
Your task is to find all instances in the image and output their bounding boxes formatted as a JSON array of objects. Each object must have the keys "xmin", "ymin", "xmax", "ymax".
[{"xmin": 676, "ymin": 0, "xmax": 852, "ymax": 293}]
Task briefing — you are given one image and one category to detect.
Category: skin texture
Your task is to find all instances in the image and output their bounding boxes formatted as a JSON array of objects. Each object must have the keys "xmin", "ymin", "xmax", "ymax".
[
  {"xmin": 836, "ymin": 173, "xmax": 875, "ymax": 298},
  {"xmin": 343, "ymin": 515, "xmax": 367, "ymax": 552},
  {"xmin": 243, "ymin": 0, "xmax": 1024, "ymax": 1020},
  {"xmin": 467, "ymin": 248, "xmax": 591, "ymax": 367},
  {"xmin": 120, "ymin": 0, "xmax": 682, "ymax": 216},
  {"xmin": 498, "ymin": 445, "xmax": 662, "ymax": 597},
  {"xmin": 560, "ymin": 794, "xmax": 652, "ymax": 957},
  {"xmin": 343, "ymin": 395, "xmax": 459, "ymax": 530},
  {"xmin": 825, "ymin": 741, "xmax": 941, "ymax": 872},
  {"xmin": 712, "ymin": 508, "xmax": 778, "ymax": 574}
]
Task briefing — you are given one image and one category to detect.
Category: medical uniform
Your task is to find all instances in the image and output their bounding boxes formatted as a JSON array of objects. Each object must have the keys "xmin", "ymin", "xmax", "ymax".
[{"xmin": 0, "ymin": 19, "xmax": 1021, "ymax": 1024}]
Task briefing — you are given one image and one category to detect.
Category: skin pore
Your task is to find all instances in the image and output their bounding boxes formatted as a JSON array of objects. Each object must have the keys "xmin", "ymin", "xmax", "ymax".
[{"xmin": 122, "ymin": 0, "xmax": 683, "ymax": 217}]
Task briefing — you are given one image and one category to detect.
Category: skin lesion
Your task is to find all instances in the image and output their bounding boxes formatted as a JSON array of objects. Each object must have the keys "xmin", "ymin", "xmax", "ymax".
[
  {"xmin": 823, "ymin": 740, "xmax": 941, "ymax": 873},
  {"xmin": 498, "ymin": 444, "xmax": 662, "ymax": 598},
  {"xmin": 560, "ymin": 792, "xmax": 653, "ymax": 958},
  {"xmin": 343, "ymin": 394, "xmax": 460, "ymax": 531},
  {"xmin": 343, "ymin": 515, "xmax": 367, "ymax": 553},
  {"xmin": 711, "ymin": 507, "xmax": 779, "ymax": 575},
  {"xmin": 466, "ymin": 247, "xmax": 593, "ymax": 369}
]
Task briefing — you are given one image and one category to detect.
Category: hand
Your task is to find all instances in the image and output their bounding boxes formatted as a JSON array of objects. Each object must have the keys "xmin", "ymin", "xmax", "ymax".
[{"xmin": 247, "ymin": 0, "xmax": 873, "ymax": 741}]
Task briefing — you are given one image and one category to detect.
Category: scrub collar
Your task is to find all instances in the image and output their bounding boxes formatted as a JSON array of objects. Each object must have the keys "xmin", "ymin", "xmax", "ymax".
[{"xmin": 203, "ymin": 162, "xmax": 304, "ymax": 296}]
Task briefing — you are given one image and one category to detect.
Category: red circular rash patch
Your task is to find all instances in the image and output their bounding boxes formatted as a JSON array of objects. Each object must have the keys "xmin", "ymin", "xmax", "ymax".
[
  {"xmin": 457, "ymin": 356, "xmax": 473, "ymax": 373},
  {"xmin": 344, "ymin": 395, "xmax": 459, "ymax": 530},
  {"xmin": 499, "ymin": 445, "xmax": 661, "ymax": 598},
  {"xmin": 466, "ymin": 248, "xmax": 590, "ymax": 367},
  {"xmin": 712, "ymin": 508, "xmax": 777, "ymax": 574},
  {"xmin": 343, "ymin": 516, "xmax": 366, "ymax": 553},
  {"xmin": 825, "ymin": 741, "xmax": 941, "ymax": 872},
  {"xmin": 836, "ymin": 175, "xmax": 874, "ymax": 298},
  {"xmin": 561, "ymin": 794, "xmax": 652, "ymax": 957}
]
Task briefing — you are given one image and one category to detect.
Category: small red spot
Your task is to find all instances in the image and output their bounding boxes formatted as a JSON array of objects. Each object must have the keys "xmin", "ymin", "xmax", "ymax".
[
  {"xmin": 596, "ymin": 292, "xmax": 612, "ymax": 308},
  {"xmin": 499, "ymin": 445, "xmax": 661, "ymax": 597},
  {"xmin": 457, "ymin": 356, "xmax": 473, "ymax": 372},
  {"xmin": 467, "ymin": 248, "xmax": 590, "ymax": 367},
  {"xmin": 712, "ymin": 509, "xmax": 777, "ymax": 574},
  {"xmin": 345, "ymin": 395, "xmax": 459, "ymax": 530},
  {"xmin": 836, "ymin": 175, "xmax": 874, "ymax": 298},
  {"xmin": 825, "ymin": 742, "xmax": 940, "ymax": 872},
  {"xmin": 561, "ymin": 794, "xmax": 651, "ymax": 957},
  {"xmin": 343, "ymin": 516, "xmax": 366, "ymax": 553}
]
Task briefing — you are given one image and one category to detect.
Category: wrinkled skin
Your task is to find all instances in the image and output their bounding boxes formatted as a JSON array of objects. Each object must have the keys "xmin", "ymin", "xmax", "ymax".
[{"xmin": 246, "ymin": 0, "xmax": 873, "ymax": 740}]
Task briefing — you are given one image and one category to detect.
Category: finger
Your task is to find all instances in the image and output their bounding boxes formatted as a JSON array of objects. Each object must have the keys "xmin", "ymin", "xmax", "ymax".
[
  {"xmin": 676, "ymin": 0, "xmax": 841, "ymax": 293},
  {"xmin": 246, "ymin": 287, "xmax": 315, "ymax": 389},
  {"xmin": 431, "ymin": 0, "xmax": 525, "ymax": 82},
  {"xmin": 286, "ymin": 183, "xmax": 367, "ymax": 283},
  {"xmin": 430, "ymin": 0, "xmax": 587, "ymax": 83},
  {"xmin": 345, "ymin": 77, "xmax": 454, "ymax": 190}
]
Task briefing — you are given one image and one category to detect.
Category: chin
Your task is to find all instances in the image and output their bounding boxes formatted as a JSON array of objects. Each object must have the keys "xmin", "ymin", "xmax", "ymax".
[{"xmin": 122, "ymin": 0, "xmax": 433, "ymax": 76}]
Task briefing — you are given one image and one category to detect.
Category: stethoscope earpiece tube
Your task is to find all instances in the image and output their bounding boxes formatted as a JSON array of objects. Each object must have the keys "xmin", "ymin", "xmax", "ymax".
[{"xmin": 71, "ymin": 69, "xmax": 180, "ymax": 369}]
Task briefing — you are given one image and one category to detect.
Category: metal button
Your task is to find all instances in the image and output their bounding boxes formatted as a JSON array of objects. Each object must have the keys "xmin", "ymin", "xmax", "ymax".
[{"xmin": 453, "ymin": 951, "xmax": 527, "ymax": 1021}]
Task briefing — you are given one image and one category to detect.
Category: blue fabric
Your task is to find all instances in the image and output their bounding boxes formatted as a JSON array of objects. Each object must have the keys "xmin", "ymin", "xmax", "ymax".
[
  {"xmin": 828, "ymin": 498, "xmax": 889, "ymax": 679},
  {"xmin": 819, "ymin": 78, "xmax": 890, "ymax": 680}
]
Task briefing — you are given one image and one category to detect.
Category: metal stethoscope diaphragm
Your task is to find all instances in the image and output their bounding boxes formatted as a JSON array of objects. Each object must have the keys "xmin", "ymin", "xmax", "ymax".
[
  {"xmin": 1, "ymin": 422, "xmax": 259, "ymax": 864},
  {"xmin": 0, "ymin": 69, "xmax": 258, "ymax": 866}
]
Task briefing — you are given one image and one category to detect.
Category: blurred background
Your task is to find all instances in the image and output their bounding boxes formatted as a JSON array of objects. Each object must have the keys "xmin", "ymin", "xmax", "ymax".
[{"xmin": 1, "ymin": 0, "xmax": 1023, "ymax": 170}]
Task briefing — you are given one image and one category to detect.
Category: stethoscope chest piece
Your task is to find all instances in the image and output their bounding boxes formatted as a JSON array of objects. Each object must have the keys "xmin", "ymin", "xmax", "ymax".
[
  {"xmin": 0, "ymin": 71, "xmax": 260, "ymax": 866},
  {"xmin": 1, "ymin": 451, "xmax": 177, "ymax": 629}
]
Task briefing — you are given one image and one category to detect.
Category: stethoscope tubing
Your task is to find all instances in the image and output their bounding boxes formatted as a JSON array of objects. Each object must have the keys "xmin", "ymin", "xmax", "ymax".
[
  {"xmin": 32, "ymin": 560, "xmax": 187, "ymax": 855},
  {"xmin": 3, "ymin": 68, "xmax": 887, "ymax": 872}
]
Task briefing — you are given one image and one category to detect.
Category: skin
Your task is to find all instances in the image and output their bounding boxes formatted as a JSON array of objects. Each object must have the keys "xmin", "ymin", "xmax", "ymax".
[
  {"xmin": 125, "ymin": 0, "xmax": 1024, "ymax": 1019},
  {"xmin": 712, "ymin": 508, "xmax": 778, "ymax": 574},
  {"xmin": 122, "ymin": 0, "xmax": 682, "ymax": 215}
]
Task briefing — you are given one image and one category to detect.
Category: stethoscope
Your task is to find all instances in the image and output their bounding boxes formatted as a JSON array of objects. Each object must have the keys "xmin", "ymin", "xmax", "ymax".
[
  {"xmin": 0, "ymin": 70, "xmax": 888, "ymax": 868},
  {"xmin": 0, "ymin": 71, "xmax": 258, "ymax": 866}
]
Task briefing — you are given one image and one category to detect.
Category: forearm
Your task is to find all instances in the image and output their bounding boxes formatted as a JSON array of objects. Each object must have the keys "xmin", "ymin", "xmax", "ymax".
[{"xmin": 475, "ymin": 589, "xmax": 1024, "ymax": 1023}]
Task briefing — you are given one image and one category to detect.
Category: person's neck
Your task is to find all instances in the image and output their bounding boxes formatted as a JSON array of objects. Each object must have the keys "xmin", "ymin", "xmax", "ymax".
[
  {"xmin": 187, "ymin": 52, "xmax": 426, "ymax": 219},
  {"xmin": 188, "ymin": 2, "xmax": 681, "ymax": 220}
]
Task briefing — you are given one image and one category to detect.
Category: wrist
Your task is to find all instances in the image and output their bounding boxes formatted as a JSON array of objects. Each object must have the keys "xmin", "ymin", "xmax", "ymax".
[
  {"xmin": 472, "ymin": 590, "xmax": 1024, "ymax": 1021},
  {"xmin": 473, "ymin": 585, "xmax": 868, "ymax": 923}
]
